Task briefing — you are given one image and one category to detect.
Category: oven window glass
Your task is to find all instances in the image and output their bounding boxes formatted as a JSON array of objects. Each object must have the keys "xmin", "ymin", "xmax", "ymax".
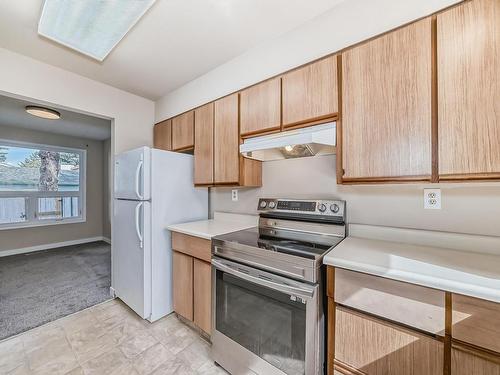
[{"xmin": 216, "ymin": 270, "xmax": 306, "ymax": 375}]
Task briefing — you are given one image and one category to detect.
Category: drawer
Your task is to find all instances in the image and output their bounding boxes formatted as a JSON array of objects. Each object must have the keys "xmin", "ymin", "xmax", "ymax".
[
  {"xmin": 171, "ymin": 232, "xmax": 211, "ymax": 262},
  {"xmin": 452, "ymin": 294, "xmax": 500, "ymax": 354},
  {"xmin": 334, "ymin": 268, "xmax": 445, "ymax": 335},
  {"xmin": 335, "ymin": 306, "xmax": 444, "ymax": 375}
]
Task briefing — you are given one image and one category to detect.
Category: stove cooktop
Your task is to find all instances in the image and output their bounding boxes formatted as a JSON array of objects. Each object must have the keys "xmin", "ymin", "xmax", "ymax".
[
  {"xmin": 215, "ymin": 227, "xmax": 342, "ymax": 260},
  {"xmin": 212, "ymin": 198, "xmax": 347, "ymax": 282}
]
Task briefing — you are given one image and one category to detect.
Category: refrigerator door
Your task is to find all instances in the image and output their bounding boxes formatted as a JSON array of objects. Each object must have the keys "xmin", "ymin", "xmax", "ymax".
[
  {"xmin": 115, "ymin": 146, "xmax": 151, "ymax": 200},
  {"xmin": 149, "ymin": 149, "xmax": 208, "ymax": 322},
  {"xmin": 113, "ymin": 199, "xmax": 152, "ymax": 319}
]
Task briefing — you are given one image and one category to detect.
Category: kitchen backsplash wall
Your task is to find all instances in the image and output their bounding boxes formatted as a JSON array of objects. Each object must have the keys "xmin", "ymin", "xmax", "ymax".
[{"xmin": 210, "ymin": 155, "xmax": 500, "ymax": 237}]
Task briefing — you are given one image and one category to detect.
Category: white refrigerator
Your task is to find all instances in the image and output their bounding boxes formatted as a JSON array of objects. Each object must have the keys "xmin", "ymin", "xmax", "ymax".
[{"xmin": 113, "ymin": 146, "xmax": 208, "ymax": 322}]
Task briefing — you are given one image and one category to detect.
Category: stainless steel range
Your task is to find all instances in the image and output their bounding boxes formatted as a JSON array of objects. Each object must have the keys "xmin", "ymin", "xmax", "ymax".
[{"xmin": 211, "ymin": 198, "xmax": 346, "ymax": 375}]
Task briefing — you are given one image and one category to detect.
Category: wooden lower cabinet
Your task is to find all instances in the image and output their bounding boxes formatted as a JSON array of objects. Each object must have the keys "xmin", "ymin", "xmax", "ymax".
[
  {"xmin": 452, "ymin": 346, "xmax": 500, "ymax": 375},
  {"xmin": 172, "ymin": 251, "xmax": 193, "ymax": 321},
  {"xmin": 335, "ymin": 306, "xmax": 443, "ymax": 375},
  {"xmin": 193, "ymin": 259, "xmax": 212, "ymax": 334},
  {"xmin": 172, "ymin": 233, "xmax": 212, "ymax": 335},
  {"xmin": 452, "ymin": 293, "xmax": 500, "ymax": 354}
]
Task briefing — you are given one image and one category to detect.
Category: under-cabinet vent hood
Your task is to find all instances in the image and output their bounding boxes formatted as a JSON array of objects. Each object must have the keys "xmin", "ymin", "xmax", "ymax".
[{"xmin": 240, "ymin": 122, "xmax": 336, "ymax": 161}]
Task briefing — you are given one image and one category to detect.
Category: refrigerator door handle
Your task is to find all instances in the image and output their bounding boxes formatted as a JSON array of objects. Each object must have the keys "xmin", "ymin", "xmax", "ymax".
[
  {"xmin": 135, "ymin": 202, "xmax": 144, "ymax": 248},
  {"xmin": 135, "ymin": 160, "xmax": 144, "ymax": 200}
]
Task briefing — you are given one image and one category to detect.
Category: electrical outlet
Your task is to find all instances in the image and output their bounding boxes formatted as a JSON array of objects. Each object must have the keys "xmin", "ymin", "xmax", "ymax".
[
  {"xmin": 424, "ymin": 188, "xmax": 441, "ymax": 209},
  {"xmin": 231, "ymin": 189, "xmax": 238, "ymax": 202}
]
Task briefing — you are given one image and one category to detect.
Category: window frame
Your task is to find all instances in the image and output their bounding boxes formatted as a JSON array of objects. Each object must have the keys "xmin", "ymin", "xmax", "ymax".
[{"xmin": 0, "ymin": 138, "xmax": 87, "ymax": 230}]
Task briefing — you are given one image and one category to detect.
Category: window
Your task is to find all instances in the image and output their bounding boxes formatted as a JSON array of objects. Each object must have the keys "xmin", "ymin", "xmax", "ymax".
[{"xmin": 0, "ymin": 140, "xmax": 86, "ymax": 229}]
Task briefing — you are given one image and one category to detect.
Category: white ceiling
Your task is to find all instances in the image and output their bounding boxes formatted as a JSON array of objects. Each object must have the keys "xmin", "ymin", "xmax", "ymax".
[
  {"xmin": 0, "ymin": 0, "xmax": 345, "ymax": 100},
  {"xmin": 0, "ymin": 95, "xmax": 111, "ymax": 140}
]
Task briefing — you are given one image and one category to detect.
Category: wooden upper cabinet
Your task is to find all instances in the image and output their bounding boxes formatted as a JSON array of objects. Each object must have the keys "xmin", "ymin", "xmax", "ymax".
[
  {"xmin": 213, "ymin": 93, "xmax": 262, "ymax": 186},
  {"xmin": 341, "ymin": 18, "xmax": 433, "ymax": 181},
  {"xmin": 172, "ymin": 111, "xmax": 194, "ymax": 151},
  {"xmin": 194, "ymin": 103, "xmax": 214, "ymax": 185},
  {"xmin": 282, "ymin": 55, "xmax": 338, "ymax": 127},
  {"xmin": 214, "ymin": 94, "xmax": 240, "ymax": 184},
  {"xmin": 240, "ymin": 77, "xmax": 281, "ymax": 137},
  {"xmin": 437, "ymin": 0, "xmax": 500, "ymax": 179},
  {"xmin": 153, "ymin": 119, "xmax": 172, "ymax": 151}
]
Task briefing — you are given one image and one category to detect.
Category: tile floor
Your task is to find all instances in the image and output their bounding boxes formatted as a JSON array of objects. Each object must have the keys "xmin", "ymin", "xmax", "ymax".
[{"xmin": 0, "ymin": 299, "xmax": 227, "ymax": 375}]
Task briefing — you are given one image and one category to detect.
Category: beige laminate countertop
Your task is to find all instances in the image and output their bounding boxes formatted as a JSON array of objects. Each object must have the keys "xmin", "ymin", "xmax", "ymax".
[
  {"xmin": 167, "ymin": 212, "xmax": 258, "ymax": 240},
  {"xmin": 324, "ymin": 224, "xmax": 500, "ymax": 303}
]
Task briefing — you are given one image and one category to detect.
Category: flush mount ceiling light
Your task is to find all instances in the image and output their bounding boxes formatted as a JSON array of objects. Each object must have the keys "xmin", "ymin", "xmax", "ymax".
[
  {"xmin": 25, "ymin": 106, "xmax": 61, "ymax": 120},
  {"xmin": 38, "ymin": 0, "xmax": 156, "ymax": 61}
]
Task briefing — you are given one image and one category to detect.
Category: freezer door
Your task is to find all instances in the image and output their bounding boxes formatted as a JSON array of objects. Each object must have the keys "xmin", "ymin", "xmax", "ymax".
[
  {"xmin": 115, "ymin": 146, "xmax": 151, "ymax": 200},
  {"xmin": 113, "ymin": 199, "xmax": 152, "ymax": 319}
]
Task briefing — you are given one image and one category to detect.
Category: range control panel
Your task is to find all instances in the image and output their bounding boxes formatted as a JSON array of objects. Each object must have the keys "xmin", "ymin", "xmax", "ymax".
[{"xmin": 258, "ymin": 198, "xmax": 345, "ymax": 218}]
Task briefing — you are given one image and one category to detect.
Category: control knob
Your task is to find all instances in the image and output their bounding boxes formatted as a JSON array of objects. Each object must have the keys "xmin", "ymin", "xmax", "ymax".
[
  {"xmin": 259, "ymin": 200, "xmax": 267, "ymax": 208},
  {"xmin": 268, "ymin": 201, "xmax": 276, "ymax": 209},
  {"xmin": 330, "ymin": 204, "xmax": 340, "ymax": 213},
  {"xmin": 318, "ymin": 203, "xmax": 327, "ymax": 212}
]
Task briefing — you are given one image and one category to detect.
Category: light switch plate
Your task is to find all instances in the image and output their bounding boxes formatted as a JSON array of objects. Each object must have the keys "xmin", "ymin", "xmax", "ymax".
[
  {"xmin": 424, "ymin": 188, "xmax": 441, "ymax": 209},
  {"xmin": 231, "ymin": 189, "xmax": 238, "ymax": 202}
]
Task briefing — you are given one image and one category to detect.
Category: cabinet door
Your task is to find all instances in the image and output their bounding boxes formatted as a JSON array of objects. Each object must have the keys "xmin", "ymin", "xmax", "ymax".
[
  {"xmin": 193, "ymin": 259, "xmax": 212, "ymax": 334},
  {"xmin": 452, "ymin": 294, "xmax": 500, "ymax": 354},
  {"xmin": 282, "ymin": 56, "xmax": 338, "ymax": 127},
  {"xmin": 240, "ymin": 77, "xmax": 281, "ymax": 137},
  {"xmin": 437, "ymin": 0, "xmax": 500, "ymax": 179},
  {"xmin": 341, "ymin": 18, "xmax": 432, "ymax": 181},
  {"xmin": 194, "ymin": 103, "xmax": 214, "ymax": 185},
  {"xmin": 153, "ymin": 119, "xmax": 172, "ymax": 151},
  {"xmin": 172, "ymin": 111, "xmax": 194, "ymax": 151},
  {"xmin": 452, "ymin": 346, "xmax": 500, "ymax": 375},
  {"xmin": 172, "ymin": 251, "xmax": 193, "ymax": 321},
  {"xmin": 335, "ymin": 307, "xmax": 443, "ymax": 375},
  {"xmin": 214, "ymin": 93, "xmax": 240, "ymax": 184}
]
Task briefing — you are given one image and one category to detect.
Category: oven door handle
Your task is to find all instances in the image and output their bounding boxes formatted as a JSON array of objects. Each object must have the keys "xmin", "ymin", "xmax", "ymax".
[{"xmin": 212, "ymin": 258, "xmax": 315, "ymax": 299}]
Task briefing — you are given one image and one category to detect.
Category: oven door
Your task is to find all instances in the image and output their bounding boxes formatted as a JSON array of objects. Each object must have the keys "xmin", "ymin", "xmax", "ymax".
[{"xmin": 211, "ymin": 256, "xmax": 322, "ymax": 375}]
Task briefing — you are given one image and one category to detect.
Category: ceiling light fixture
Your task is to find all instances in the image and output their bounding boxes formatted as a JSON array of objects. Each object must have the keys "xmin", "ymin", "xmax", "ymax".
[
  {"xmin": 25, "ymin": 106, "xmax": 61, "ymax": 120},
  {"xmin": 38, "ymin": 0, "xmax": 156, "ymax": 61}
]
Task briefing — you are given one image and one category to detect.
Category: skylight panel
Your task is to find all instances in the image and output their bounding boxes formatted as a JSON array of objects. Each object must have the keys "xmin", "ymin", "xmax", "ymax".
[{"xmin": 38, "ymin": 0, "xmax": 156, "ymax": 61}]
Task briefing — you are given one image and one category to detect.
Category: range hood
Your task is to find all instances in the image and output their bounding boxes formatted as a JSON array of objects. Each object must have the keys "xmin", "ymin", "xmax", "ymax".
[{"xmin": 240, "ymin": 122, "xmax": 336, "ymax": 161}]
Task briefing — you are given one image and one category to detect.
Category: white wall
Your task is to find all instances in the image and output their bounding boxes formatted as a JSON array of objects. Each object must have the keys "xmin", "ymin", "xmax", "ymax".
[
  {"xmin": 0, "ymin": 47, "xmax": 154, "ymax": 154},
  {"xmin": 155, "ymin": 0, "xmax": 460, "ymax": 121},
  {"xmin": 211, "ymin": 156, "xmax": 500, "ymax": 238},
  {"xmin": 102, "ymin": 138, "xmax": 112, "ymax": 240}
]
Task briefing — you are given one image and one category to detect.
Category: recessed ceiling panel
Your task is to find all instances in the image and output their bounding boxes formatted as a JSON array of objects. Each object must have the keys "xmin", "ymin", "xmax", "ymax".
[{"xmin": 38, "ymin": 0, "xmax": 156, "ymax": 61}]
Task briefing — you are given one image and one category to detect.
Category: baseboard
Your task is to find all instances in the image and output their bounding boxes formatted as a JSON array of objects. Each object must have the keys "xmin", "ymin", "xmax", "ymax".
[
  {"xmin": 109, "ymin": 286, "xmax": 117, "ymax": 298},
  {"xmin": 0, "ymin": 236, "xmax": 111, "ymax": 257},
  {"xmin": 102, "ymin": 237, "xmax": 111, "ymax": 244}
]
